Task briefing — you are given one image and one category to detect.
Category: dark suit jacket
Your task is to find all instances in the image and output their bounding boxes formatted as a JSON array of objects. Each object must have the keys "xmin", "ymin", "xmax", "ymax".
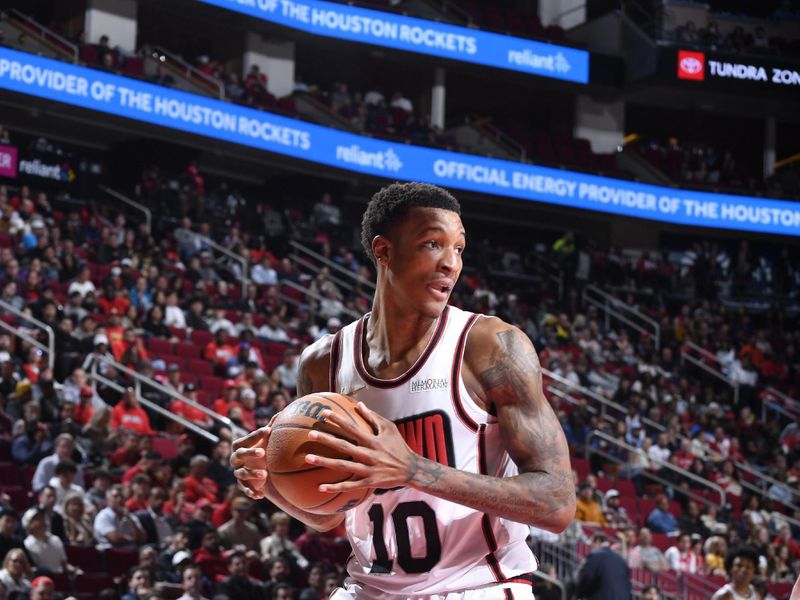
[
  {"xmin": 575, "ymin": 546, "xmax": 632, "ymax": 600},
  {"xmin": 134, "ymin": 509, "xmax": 160, "ymax": 546}
]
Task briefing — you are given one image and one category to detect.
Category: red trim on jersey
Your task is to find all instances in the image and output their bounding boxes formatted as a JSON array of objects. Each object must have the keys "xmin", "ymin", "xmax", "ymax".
[
  {"xmin": 329, "ymin": 330, "xmax": 343, "ymax": 393},
  {"xmin": 504, "ymin": 588, "xmax": 515, "ymax": 600},
  {"xmin": 478, "ymin": 424, "xmax": 507, "ymax": 582},
  {"xmin": 354, "ymin": 306, "xmax": 450, "ymax": 388},
  {"xmin": 450, "ymin": 313, "xmax": 480, "ymax": 432}
]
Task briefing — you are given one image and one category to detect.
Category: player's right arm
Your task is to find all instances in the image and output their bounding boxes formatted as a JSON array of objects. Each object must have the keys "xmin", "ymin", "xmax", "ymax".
[{"xmin": 230, "ymin": 334, "xmax": 345, "ymax": 532}]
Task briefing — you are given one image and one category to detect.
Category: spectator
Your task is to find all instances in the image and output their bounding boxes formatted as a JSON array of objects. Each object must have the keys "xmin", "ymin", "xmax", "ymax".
[
  {"xmin": 263, "ymin": 556, "xmax": 292, "ymax": 598},
  {"xmin": 193, "ymin": 531, "xmax": 227, "ymax": 582},
  {"xmin": 575, "ymin": 482, "xmax": 606, "ymax": 526},
  {"xmin": 183, "ymin": 456, "xmax": 219, "ymax": 504},
  {"xmin": 61, "ymin": 492, "xmax": 96, "ymax": 547},
  {"xmin": 164, "ymin": 292, "xmax": 186, "ymax": 329},
  {"xmin": 32, "ymin": 487, "xmax": 65, "ymax": 542},
  {"xmin": 21, "ymin": 507, "xmax": 70, "ymax": 574},
  {"xmin": 641, "ymin": 586, "xmax": 661, "ymax": 600},
  {"xmin": 218, "ymin": 497, "xmax": 260, "ymax": 551},
  {"xmin": 575, "ymin": 533, "xmax": 632, "ymax": 600},
  {"xmin": 217, "ymin": 550, "xmax": 263, "ymax": 599},
  {"xmin": 0, "ymin": 509, "xmax": 25, "ymax": 567},
  {"xmin": 603, "ymin": 489, "xmax": 634, "ymax": 529},
  {"xmin": 711, "ymin": 545, "xmax": 759, "ymax": 600},
  {"xmin": 704, "ymin": 535, "xmax": 728, "ymax": 576},
  {"xmin": 298, "ymin": 562, "xmax": 326, "ymax": 600},
  {"xmin": 121, "ymin": 566, "xmax": 155, "ymax": 600},
  {"xmin": 85, "ymin": 469, "xmax": 112, "ymax": 510},
  {"xmin": 134, "ymin": 486, "xmax": 172, "ymax": 548},
  {"xmin": 260, "ymin": 511, "xmax": 309, "ymax": 568},
  {"xmin": 0, "ymin": 548, "xmax": 31, "ymax": 597},
  {"xmin": 111, "ymin": 388, "xmax": 155, "ymax": 435},
  {"xmin": 259, "ymin": 314, "xmax": 292, "ymax": 344},
  {"xmin": 29, "ymin": 575, "xmax": 56, "ymax": 600},
  {"xmin": 177, "ymin": 564, "xmax": 208, "ymax": 600},
  {"xmin": 646, "ymin": 495, "xmax": 679, "ymax": 534},
  {"xmin": 67, "ymin": 267, "xmax": 96, "ymax": 299},
  {"xmin": 665, "ymin": 532, "xmax": 701, "ymax": 574},
  {"xmin": 276, "ymin": 349, "xmax": 299, "ymax": 391},
  {"xmin": 125, "ymin": 473, "xmax": 152, "ymax": 512},
  {"xmin": 48, "ymin": 460, "xmax": 85, "ymax": 509},
  {"xmin": 93, "ymin": 484, "xmax": 146, "ymax": 549},
  {"xmin": 629, "ymin": 527, "xmax": 668, "ymax": 571},
  {"xmin": 251, "ymin": 257, "xmax": 278, "ymax": 286},
  {"xmin": 11, "ymin": 419, "xmax": 52, "ymax": 465}
]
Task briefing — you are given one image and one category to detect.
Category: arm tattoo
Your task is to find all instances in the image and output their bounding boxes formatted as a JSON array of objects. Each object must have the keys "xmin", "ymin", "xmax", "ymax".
[{"xmin": 406, "ymin": 454, "xmax": 443, "ymax": 488}]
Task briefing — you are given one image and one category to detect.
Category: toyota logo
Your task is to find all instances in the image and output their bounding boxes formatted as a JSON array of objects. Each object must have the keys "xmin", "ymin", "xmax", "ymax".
[{"xmin": 680, "ymin": 56, "xmax": 703, "ymax": 74}]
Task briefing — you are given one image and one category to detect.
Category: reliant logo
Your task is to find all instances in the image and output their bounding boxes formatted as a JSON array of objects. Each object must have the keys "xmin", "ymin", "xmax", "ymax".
[
  {"xmin": 18, "ymin": 159, "xmax": 75, "ymax": 182},
  {"xmin": 335, "ymin": 145, "xmax": 403, "ymax": 172},
  {"xmin": 677, "ymin": 50, "xmax": 705, "ymax": 81},
  {"xmin": 410, "ymin": 377, "xmax": 449, "ymax": 393},
  {"xmin": 507, "ymin": 49, "xmax": 571, "ymax": 73}
]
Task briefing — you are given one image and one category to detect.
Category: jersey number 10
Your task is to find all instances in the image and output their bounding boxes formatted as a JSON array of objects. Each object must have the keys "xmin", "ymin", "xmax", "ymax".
[{"xmin": 368, "ymin": 501, "xmax": 442, "ymax": 574}]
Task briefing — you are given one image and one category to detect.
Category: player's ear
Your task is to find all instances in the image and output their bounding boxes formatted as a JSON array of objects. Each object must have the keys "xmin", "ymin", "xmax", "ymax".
[{"xmin": 372, "ymin": 235, "xmax": 391, "ymax": 266}]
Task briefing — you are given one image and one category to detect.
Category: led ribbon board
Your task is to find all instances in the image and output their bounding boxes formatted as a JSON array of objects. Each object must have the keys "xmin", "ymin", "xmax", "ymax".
[
  {"xmin": 196, "ymin": 0, "xmax": 590, "ymax": 84},
  {"xmin": 1, "ymin": 48, "xmax": 798, "ymax": 236}
]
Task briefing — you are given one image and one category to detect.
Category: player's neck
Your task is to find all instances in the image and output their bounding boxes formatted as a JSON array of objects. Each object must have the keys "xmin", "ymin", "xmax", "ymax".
[{"xmin": 367, "ymin": 294, "xmax": 439, "ymax": 365}]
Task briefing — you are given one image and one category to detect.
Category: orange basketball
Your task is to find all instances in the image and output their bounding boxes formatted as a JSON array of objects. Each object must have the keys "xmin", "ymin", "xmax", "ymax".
[{"xmin": 266, "ymin": 392, "xmax": 374, "ymax": 515}]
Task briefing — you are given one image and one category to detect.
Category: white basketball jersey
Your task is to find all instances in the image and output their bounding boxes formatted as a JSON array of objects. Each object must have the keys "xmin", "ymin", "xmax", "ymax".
[{"xmin": 329, "ymin": 305, "xmax": 537, "ymax": 596}]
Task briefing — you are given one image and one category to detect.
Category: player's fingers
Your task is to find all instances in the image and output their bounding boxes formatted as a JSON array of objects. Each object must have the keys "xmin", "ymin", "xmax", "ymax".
[
  {"xmin": 305, "ymin": 454, "xmax": 372, "ymax": 476},
  {"xmin": 318, "ymin": 478, "xmax": 371, "ymax": 493},
  {"xmin": 321, "ymin": 410, "xmax": 373, "ymax": 444},
  {"xmin": 233, "ymin": 466, "xmax": 268, "ymax": 482},
  {"xmin": 307, "ymin": 430, "xmax": 374, "ymax": 463},
  {"xmin": 355, "ymin": 402, "xmax": 381, "ymax": 433},
  {"xmin": 229, "ymin": 447, "xmax": 266, "ymax": 469},
  {"xmin": 238, "ymin": 481, "xmax": 265, "ymax": 500},
  {"xmin": 231, "ymin": 426, "xmax": 270, "ymax": 452}
]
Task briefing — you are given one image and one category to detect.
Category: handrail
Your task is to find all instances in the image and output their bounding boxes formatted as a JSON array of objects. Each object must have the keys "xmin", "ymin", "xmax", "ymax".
[
  {"xmin": 531, "ymin": 570, "xmax": 566, "ymax": 600},
  {"xmin": 473, "ymin": 118, "xmax": 526, "ymax": 161},
  {"xmin": 280, "ymin": 279, "xmax": 360, "ymax": 320},
  {"xmin": 546, "ymin": 385, "xmax": 598, "ymax": 416},
  {"xmin": 543, "ymin": 368, "xmax": 666, "ymax": 434},
  {"xmin": 99, "ymin": 185, "xmax": 152, "ymax": 234},
  {"xmin": 176, "ymin": 228, "xmax": 249, "ymax": 296},
  {"xmin": 0, "ymin": 299, "xmax": 55, "ymax": 371},
  {"xmin": 6, "ymin": 9, "xmax": 79, "ymax": 63},
  {"xmin": 582, "ymin": 284, "xmax": 660, "ymax": 348},
  {"xmin": 762, "ymin": 386, "xmax": 800, "ymax": 420},
  {"xmin": 586, "ymin": 430, "xmax": 726, "ymax": 508},
  {"xmin": 91, "ymin": 354, "xmax": 247, "ymax": 438},
  {"xmin": 146, "ymin": 45, "xmax": 224, "ymax": 99},
  {"xmin": 680, "ymin": 341, "xmax": 740, "ymax": 405},
  {"xmin": 288, "ymin": 253, "xmax": 362, "ymax": 297},
  {"xmin": 762, "ymin": 400, "xmax": 800, "ymax": 424},
  {"xmin": 734, "ymin": 458, "xmax": 800, "ymax": 510},
  {"xmin": 527, "ymin": 252, "xmax": 564, "ymax": 300},
  {"xmin": 89, "ymin": 366, "xmax": 219, "ymax": 443},
  {"xmin": 290, "ymin": 241, "xmax": 375, "ymax": 290}
]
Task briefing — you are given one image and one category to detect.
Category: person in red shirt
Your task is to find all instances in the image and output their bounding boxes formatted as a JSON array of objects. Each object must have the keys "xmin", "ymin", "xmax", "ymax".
[
  {"xmin": 106, "ymin": 310, "xmax": 126, "ymax": 358},
  {"xmin": 672, "ymin": 439, "xmax": 696, "ymax": 471},
  {"xmin": 183, "ymin": 455, "xmax": 219, "ymax": 504},
  {"xmin": 212, "ymin": 382, "xmax": 239, "ymax": 417},
  {"xmin": 109, "ymin": 430, "xmax": 143, "ymax": 469},
  {"xmin": 238, "ymin": 388, "xmax": 256, "ymax": 432},
  {"xmin": 122, "ymin": 450, "xmax": 163, "ymax": 485},
  {"xmin": 73, "ymin": 386, "xmax": 95, "ymax": 426},
  {"xmin": 203, "ymin": 330, "xmax": 237, "ymax": 374},
  {"xmin": 98, "ymin": 282, "xmax": 131, "ymax": 316},
  {"xmin": 124, "ymin": 473, "xmax": 151, "ymax": 512},
  {"xmin": 169, "ymin": 383, "xmax": 214, "ymax": 430},
  {"xmin": 193, "ymin": 530, "xmax": 228, "ymax": 582},
  {"xmin": 111, "ymin": 388, "xmax": 155, "ymax": 436}
]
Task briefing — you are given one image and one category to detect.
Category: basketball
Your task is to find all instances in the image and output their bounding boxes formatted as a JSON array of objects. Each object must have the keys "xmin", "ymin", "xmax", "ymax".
[{"xmin": 266, "ymin": 392, "xmax": 374, "ymax": 515}]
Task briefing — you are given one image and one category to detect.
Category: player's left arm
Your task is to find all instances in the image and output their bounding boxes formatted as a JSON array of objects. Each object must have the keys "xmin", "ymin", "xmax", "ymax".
[{"xmin": 305, "ymin": 317, "xmax": 575, "ymax": 531}]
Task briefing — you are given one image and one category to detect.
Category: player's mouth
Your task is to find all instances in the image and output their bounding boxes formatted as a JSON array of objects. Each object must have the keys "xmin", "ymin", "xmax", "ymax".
[{"xmin": 426, "ymin": 281, "xmax": 452, "ymax": 300}]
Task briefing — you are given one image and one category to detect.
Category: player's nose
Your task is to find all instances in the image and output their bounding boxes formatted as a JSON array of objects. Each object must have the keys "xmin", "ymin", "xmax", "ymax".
[{"xmin": 438, "ymin": 246, "xmax": 459, "ymax": 273}]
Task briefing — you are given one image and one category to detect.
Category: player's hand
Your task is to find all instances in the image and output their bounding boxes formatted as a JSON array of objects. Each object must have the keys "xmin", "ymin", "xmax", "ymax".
[
  {"xmin": 230, "ymin": 423, "xmax": 272, "ymax": 500},
  {"xmin": 305, "ymin": 402, "xmax": 415, "ymax": 491}
]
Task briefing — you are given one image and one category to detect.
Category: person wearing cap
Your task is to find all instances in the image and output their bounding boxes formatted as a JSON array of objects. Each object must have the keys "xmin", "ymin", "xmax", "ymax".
[
  {"xmin": 93, "ymin": 484, "xmax": 145, "ymax": 550},
  {"xmin": 22, "ymin": 505, "xmax": 76, "ymax": 575},
  {"xmin": 169, "ymin": 384, "xmax": 214, "ymax": 430},
  {"xmin": 575, "ymin": 482, "xmax": 607, "ymax": 526},
  {"xmin": 603, "ymin": 489, "xmax": 634, "ymax": 530},
  {"xmin": 218, "ymin": 497, "xmax": 260, "ymax": 552},
  {"xmin": 183, "ymin": 456, "xmax": 218, "ymax": 504},
  {"xmin": 110, "ymin": 388, "xmax": 155, "ymax": 436},
  {"xmin": 32, "ymin": 433, "xmax": 84, "ymax": 492},
  {"xmin": 29, "ymin": 574, "xmax": 56, "ymax": 600}
]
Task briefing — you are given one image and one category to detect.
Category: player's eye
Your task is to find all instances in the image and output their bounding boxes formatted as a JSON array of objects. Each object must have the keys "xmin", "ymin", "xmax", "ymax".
[
  {"xmin": 455, "ymin": 246, "xmax": 464, "ymax": 255},
  {"xmin": 424, "ymin": 240, "xmax": 438, "ymax": 249}
]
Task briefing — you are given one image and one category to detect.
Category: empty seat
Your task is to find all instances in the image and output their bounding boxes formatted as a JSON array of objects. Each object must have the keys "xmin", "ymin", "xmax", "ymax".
[{"xmin": 66, "ymin": 545, "xmax": 103, "ymax": 572}]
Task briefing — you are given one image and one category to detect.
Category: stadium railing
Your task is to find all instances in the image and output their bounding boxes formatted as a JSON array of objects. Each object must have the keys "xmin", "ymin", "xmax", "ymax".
[
  {"xmin": 679, "ymin": 341, "xmax": 740, "ymax": 406},
  {"xmin": 99, "ymin": 185, "xmax": 152, "ymax": 234},
  {"xmin": 582, "ymin": 284, "xmax": 661, "ymax": 349},
  {"xmin": 0, "ymin": 298, "xmax": 55, "ymax": 371},
  {"xmin": 4, "ymin": 9, "xmax": 79, "ymax": 63}
]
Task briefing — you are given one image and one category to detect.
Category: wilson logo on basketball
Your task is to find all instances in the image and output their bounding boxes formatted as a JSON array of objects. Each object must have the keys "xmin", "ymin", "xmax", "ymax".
[
  {"xmin": 678, "ymin": 50, "xmax": 705, "ymax": 81},
  {"xmin": 284, "ymin": 399, "xmax": 328, "ymax": 422}
]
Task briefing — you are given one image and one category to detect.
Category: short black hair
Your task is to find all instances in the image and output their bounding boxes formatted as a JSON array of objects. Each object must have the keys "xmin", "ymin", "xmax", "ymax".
[
  {"xmin": 360, "ymin": 182, "xmax": 460, "ymax": 265},
  {"xmin": 724, "ymin": 545, "xmax": 760, "ymax": 573},
  {"xmin": 54, "ymin": 460, "xmax": 77, "ymax": 475}
]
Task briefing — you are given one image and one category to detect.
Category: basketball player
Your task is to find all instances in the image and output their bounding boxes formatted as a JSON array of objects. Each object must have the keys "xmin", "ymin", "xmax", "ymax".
[
  {"xmin": 231, "ymin": 183, "xmax": 575, "ymax": 598},
  {"xmin": 710, "ymin": 546, "xmax": 759, "ymax": 600}
]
